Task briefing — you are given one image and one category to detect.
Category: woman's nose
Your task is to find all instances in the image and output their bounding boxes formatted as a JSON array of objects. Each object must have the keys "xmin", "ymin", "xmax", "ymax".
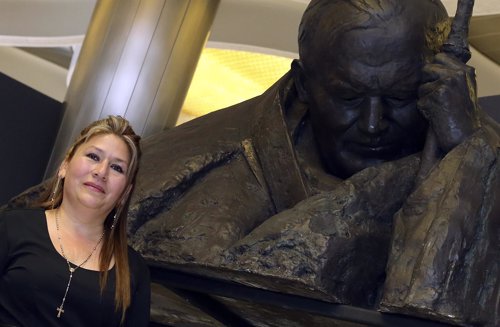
[{"xmin": 92, "ymin": 163, "xmax": 108, "ymax": 181}]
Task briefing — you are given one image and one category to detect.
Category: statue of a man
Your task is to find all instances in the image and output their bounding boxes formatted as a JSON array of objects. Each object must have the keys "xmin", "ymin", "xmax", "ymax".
[
  {"xmin": 7, "ymin": 0, "xmax": 499, "ymax": 326},
  {"xmin": 122, "ymin": 0, "xmax": 500, "ymax": 326},
  {"xmin": 127, "ymin": 0, "xmax": 499, "ymax": 325}
]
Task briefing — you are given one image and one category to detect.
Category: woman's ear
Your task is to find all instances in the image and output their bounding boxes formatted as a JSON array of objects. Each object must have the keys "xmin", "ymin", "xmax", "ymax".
[
  {"xmin": 58, "ymin": 160, "xmax": 68, "ymax": 179},
  {"xmin": 292, "ymin": 59, "xmax": 309, "ymax": 103}
]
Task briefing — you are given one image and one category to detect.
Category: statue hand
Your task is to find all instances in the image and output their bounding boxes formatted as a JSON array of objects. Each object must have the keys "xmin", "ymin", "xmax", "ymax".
[{"xmin": 418, "ymin": 52, "xmax": 481, "ymax": 153}]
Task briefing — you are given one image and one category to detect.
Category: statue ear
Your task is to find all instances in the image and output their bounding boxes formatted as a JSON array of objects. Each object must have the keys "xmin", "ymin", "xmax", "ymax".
[{"xmin": 292, "ymin": 59, "xmax": 309, "ymax": 103}]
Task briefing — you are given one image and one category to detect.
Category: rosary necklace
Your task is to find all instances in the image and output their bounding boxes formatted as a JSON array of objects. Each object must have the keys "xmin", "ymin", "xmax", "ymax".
[{"xmin": 55, "ymin": 209, "xmax": 105, "ymax": 318}]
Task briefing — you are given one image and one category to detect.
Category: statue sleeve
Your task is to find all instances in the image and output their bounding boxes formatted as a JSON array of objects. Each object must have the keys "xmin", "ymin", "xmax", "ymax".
[{"xmin": 380, "ymin": 126, "xmax": 500, "ymax": 327}]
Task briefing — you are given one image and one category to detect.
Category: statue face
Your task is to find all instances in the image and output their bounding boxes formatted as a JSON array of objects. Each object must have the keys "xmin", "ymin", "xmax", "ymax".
[{"xmin": 303, "ymin": 24, "xmax": 429, "ymax": 178}]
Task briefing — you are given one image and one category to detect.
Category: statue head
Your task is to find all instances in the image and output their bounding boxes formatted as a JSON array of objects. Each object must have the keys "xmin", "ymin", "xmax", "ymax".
[{"xmin": 293, "ymin": 0, "xmax": 450, "ymax": 178}]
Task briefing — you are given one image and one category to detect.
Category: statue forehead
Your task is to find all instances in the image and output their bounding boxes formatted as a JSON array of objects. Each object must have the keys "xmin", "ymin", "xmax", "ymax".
[{"xmin": 335, "ymin": 26, "xmax": 422, "ymax": 65}]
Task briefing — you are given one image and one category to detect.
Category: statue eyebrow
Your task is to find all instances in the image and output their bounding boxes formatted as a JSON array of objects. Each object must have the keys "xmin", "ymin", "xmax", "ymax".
[
  {"xmin": 388, "ymin": 72, "xmax": 420, "ymax": 90},
  {"xmin": 329, "ymin": 78, "xmax": 357, "ymax": 90}
]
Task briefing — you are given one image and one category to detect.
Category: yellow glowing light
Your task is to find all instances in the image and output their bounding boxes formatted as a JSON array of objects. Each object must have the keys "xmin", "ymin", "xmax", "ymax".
[{"xmin": 179, "ymin": 48, "xmax": 293, "ymax": 124}]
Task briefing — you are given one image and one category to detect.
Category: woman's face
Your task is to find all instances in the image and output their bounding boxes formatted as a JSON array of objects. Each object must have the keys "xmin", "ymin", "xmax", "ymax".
[{"xmin": 59, "ymin": 134, "xmax": 131, "ymax": 216}]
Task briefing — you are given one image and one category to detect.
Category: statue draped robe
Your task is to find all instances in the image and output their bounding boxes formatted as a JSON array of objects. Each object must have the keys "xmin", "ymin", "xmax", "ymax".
[{"xmin": 126, "ymin": 72, "xmax": 499, "ymax": 326}]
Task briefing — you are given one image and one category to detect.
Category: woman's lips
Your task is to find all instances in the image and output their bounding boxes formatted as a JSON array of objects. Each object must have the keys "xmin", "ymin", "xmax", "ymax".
[{"xmin": 84, "ymin": 182, "xmax": 105, "ymax": 193}]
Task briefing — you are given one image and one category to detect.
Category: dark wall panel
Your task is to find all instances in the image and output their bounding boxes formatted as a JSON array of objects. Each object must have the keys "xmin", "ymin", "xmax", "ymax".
[{"xmin": 0, "ymin": 72, "xmax": 63, "ymax": 205}]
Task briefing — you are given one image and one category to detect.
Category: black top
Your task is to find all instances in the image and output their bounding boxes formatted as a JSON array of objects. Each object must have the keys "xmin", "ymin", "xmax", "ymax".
[{"xmin": 0, "ymin": 208, "xmax": 150, "ymax": 327}]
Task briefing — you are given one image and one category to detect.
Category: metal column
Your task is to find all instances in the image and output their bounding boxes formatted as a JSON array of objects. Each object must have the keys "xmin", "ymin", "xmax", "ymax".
[{"xmin": 45, "ymin": 0, "xmax": 220, "ymax": 177}]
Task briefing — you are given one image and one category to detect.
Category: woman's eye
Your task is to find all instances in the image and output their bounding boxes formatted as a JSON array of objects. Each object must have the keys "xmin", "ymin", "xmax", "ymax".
[
  {"xmin": 86, "ymin": 153, "xmax": 99, "ymax": 161},
  {"xmin": 111, "ymin": 164, "xmax": 124, "ymax": 174}
]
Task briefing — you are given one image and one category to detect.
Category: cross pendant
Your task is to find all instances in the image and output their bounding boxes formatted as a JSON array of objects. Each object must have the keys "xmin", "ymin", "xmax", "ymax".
[{"xmin": 57, "ymin": 306, "xmax": 64, "ymax": 318}]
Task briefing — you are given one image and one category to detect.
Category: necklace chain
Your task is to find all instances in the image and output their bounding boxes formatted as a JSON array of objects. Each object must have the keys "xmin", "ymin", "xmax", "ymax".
[{"xmin": 55, "ymin": 209, "xmax": 105, "ymax": 318}]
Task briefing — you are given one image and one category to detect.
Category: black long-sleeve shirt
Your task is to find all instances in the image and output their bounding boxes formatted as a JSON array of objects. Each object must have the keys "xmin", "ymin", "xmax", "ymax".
[{"xmin": 0, "ymin": 208, "xmax": 150, "ymax": 327}]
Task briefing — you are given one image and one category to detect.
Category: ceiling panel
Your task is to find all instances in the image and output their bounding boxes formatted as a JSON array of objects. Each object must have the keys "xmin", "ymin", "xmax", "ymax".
[{"xmin": 469, "ymin": 14, "xmax": 500, "ymax": 65}]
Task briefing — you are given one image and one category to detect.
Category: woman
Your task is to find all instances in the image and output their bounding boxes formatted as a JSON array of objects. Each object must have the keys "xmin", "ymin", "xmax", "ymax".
[{"xmin": 0, "ymin": 116, "xmax": 150, "ymax": 326}]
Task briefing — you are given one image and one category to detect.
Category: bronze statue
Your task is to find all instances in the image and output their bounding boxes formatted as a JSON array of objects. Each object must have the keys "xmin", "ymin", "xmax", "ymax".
[
  {"xmin": 124, "ymin": 0, "xmax": 499, "ymax": 325},
  {"xmin": 6, "ymin": 0, "xmax": 499, "ymax": 326}
]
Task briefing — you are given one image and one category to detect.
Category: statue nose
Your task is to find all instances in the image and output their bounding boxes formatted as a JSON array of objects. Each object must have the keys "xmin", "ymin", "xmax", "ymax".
[{"xmin": 357, "ymin": 97, "xmax": 388, "ymax": 135}]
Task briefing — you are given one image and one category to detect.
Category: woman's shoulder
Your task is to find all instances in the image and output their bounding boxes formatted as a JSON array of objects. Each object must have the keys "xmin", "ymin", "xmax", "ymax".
[
  {"xmin": 0, "ymin": 207, "xmax": 46, "ymax": 238},
  {"xmin": 0, "ymin": 207, "xmax": 45, "ymax": 221}
]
